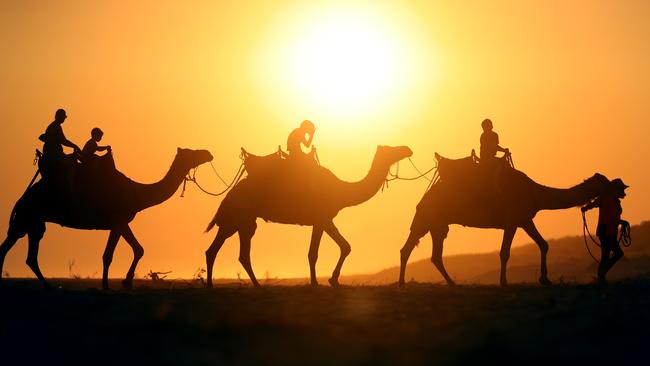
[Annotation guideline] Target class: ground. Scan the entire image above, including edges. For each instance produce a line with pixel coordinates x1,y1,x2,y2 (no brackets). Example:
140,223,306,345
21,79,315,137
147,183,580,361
1,279,649,365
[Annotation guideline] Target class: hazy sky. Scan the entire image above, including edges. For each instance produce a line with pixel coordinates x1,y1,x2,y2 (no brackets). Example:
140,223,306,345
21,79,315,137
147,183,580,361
1,1,649,279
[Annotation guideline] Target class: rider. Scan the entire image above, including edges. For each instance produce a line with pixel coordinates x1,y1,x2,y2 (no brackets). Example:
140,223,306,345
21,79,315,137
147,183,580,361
39,108,81,187
479,118,509,163
80,127,112,165
286,120,317,163
581,178,630,283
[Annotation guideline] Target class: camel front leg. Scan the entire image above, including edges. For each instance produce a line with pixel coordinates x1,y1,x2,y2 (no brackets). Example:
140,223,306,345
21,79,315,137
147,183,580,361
499,226,517,287
120,224,145,290
323,221,351,287
102,229,121,290
399,230,424,286
308,226,324,287
522,221,551,286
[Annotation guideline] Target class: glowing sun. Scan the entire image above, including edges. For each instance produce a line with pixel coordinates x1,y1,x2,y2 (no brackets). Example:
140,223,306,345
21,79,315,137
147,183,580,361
285,11,407,115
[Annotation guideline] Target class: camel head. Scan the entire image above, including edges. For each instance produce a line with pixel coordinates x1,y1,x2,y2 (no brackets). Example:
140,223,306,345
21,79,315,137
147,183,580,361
175,147,214,170
376,145,413,166
584,172,612,196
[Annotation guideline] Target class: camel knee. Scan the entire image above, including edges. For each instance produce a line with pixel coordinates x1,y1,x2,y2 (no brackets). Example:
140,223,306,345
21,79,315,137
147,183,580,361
340,242,351,257
133,246,144,260
308,252,318,265
238,254,250,266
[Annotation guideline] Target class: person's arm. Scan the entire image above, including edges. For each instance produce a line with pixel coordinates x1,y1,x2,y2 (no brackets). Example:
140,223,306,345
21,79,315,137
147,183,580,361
303,132,313,148
96,145,111,152
61,136,80,152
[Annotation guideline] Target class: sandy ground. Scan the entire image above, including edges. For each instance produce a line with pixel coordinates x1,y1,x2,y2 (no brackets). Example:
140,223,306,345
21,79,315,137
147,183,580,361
1,278,648,365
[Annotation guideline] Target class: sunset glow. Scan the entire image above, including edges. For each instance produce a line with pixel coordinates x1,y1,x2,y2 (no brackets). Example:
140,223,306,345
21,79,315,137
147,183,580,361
0,1,648,281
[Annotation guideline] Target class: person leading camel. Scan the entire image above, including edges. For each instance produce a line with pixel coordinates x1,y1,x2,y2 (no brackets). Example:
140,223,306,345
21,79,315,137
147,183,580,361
479,118,509,162
581,178,630,283
287,119,317,163
39,108,81,188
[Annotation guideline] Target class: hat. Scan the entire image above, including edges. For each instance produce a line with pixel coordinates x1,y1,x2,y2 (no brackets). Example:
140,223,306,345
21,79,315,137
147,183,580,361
611,178,629,191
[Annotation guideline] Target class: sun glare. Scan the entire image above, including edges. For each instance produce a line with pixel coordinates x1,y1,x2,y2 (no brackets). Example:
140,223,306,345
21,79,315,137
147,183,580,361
286,13,405,114
274,13,410,118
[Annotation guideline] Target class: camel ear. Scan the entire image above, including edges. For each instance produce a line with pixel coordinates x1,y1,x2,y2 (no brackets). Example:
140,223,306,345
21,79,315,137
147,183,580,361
177,147,181,153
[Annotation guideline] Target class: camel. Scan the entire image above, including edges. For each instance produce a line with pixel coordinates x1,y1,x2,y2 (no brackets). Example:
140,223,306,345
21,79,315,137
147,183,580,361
0,148,213,289
204,145,413,288
399,154,612,286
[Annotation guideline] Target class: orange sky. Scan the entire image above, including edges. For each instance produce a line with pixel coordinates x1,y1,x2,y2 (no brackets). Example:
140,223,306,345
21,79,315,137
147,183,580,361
1,1,649,280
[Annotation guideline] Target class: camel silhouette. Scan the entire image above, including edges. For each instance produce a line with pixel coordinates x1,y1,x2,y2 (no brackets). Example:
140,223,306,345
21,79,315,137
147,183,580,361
205,145,413,288
399,153,612,286
0,148,213,289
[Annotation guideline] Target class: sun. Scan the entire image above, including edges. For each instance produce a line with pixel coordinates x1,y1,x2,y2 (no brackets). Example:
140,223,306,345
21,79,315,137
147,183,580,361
285,12,405,115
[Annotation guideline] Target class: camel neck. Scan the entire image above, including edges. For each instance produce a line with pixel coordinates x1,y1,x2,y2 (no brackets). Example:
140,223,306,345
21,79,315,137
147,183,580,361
338,156,390,208
533,181,600,210
135,158,187,211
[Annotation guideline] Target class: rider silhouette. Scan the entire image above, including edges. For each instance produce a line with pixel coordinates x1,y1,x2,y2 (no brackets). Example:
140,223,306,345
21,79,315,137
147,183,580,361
80,127,111,164
581,178,630,283
287,120,316,163
479,118,509,162
39,108,81,187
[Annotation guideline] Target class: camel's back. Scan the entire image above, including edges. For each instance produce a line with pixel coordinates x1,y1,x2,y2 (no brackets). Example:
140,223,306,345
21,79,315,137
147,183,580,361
213,159,343,226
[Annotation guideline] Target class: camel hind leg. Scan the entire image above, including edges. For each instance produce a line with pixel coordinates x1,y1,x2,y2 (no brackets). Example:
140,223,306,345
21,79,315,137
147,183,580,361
499,226,517,287
238,220,260,287
26,222,49,289
0,233,23,284
102,229,121,290
205,225,237,288
399,229,427,286
308,226,324,287
430,226,454,286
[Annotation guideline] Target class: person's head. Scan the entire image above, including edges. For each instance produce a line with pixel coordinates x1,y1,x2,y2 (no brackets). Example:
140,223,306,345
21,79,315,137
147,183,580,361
481,118,493,132
610,178,629,199
91,127,103,142
54,108,67,123
300,119,315,134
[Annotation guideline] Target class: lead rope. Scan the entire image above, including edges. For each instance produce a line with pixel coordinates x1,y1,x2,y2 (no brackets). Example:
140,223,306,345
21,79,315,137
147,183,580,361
582,210,633,264
582,211,601,264
181,162,245,197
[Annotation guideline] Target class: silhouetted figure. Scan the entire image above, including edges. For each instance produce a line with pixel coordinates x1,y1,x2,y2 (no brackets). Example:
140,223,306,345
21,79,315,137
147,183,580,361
38,108,81,188
80,127,112,164
287,120,317,163
581,178,630,283
0,148,213,290
399,152,613,287
479,118,509,162
204,145,413,288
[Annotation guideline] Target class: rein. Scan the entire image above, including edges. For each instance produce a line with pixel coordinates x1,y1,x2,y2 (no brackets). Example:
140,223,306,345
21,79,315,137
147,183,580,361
384,157,438,191
581,210,632,264
182,161,245,198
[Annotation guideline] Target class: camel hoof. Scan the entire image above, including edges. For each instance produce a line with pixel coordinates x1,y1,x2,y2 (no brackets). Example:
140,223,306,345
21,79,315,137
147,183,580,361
328,278,340,287
310,280,319,287
539,277,552,286
447,281,457,287
121,279,133,290
205,282,213,289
